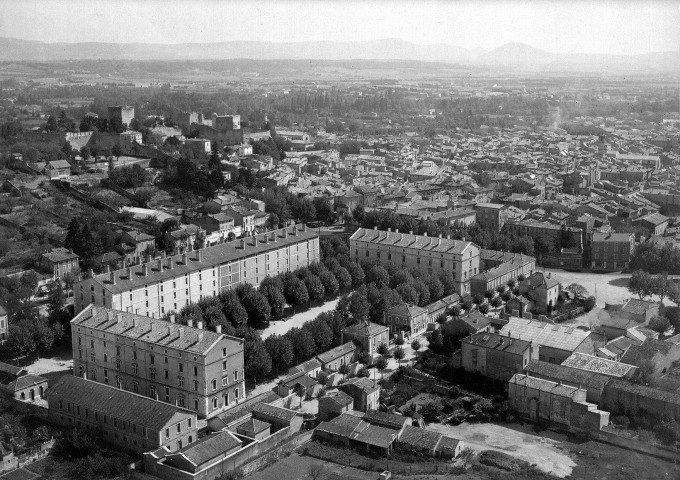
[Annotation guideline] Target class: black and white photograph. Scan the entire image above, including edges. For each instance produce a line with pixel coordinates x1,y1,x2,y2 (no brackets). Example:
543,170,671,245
0,1,679,479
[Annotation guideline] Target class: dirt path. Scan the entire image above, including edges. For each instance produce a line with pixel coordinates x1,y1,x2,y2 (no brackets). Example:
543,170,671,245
426,422,576,478
259,298,340,340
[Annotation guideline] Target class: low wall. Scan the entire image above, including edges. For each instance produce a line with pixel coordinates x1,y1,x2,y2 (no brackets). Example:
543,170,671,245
589,429,680,462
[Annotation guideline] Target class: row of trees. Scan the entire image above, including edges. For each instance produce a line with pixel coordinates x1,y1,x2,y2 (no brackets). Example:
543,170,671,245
631,242,680,275
628,270,680,305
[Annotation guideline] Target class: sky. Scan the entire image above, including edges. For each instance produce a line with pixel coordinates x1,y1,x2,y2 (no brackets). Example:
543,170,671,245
0,0,678,55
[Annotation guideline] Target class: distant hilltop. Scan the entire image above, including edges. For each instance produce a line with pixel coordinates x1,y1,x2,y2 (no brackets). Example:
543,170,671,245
0,37,678,73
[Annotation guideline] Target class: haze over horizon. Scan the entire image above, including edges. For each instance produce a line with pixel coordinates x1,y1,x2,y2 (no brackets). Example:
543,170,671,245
0,0,678,56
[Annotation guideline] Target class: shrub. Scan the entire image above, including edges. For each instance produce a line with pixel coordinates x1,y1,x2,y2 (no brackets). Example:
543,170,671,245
420,400,443,422
394,336,405,346
653,421,678,444
584,296,596,312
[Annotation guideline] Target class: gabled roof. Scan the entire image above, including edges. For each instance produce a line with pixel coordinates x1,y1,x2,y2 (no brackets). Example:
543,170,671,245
252,402,299,423
166,431,242,467
47,160,71,169
350,227,477,255
71,305,237,356
500,317,591,352
316,342,356,364
386,303,428,318
343,321,388,338
320,390,353,408
510,373,585,399
48,375,193,431
524,360,609,391
463,331,531,355
561,352,636,377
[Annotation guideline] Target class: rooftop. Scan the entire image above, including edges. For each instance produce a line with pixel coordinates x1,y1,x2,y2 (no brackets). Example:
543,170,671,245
343,321,389,338
252,402,299,423
351,227,476,255
510,373,585,398
500,317,591,352
561,352,636,377
166,430,242,468
463,331,531,355
316,342,356,364
88,224,316,294
71,305,240,356
48,375,194,431
42,247,78,263
386,303,428,318
524,360,609,391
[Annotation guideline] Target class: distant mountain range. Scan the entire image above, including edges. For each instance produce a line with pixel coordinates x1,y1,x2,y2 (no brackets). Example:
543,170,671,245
0,37,678,72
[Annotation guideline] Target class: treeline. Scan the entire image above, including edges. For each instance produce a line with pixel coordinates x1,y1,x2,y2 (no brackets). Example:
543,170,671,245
630,242,680,275
360,210,536,256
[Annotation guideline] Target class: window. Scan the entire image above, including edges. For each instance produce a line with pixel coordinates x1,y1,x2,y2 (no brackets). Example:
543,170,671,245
177,423,181,433
90,352,95,362
179,363,184,373
116,359,121,370
165,370,169,379
212,398,218,409
194,380,199,391
132,381,139,393
234,388,239,399
104,370,108,383
104,354,108,363
222,347,227,357
222,377,228,386
212,379,217,390
78,336,81,346
133,364,138,375
193,398,199,410
133,351,137,360
194,366,198,376
150,385,157,399
177,394,185,407
149,368,156,380
90,340,94,348
116,346,121,356
165,428,170,438
222,361,227,370
164,356,168,364
178,376,185,388
165,387,170,402
79,349,83,359
149,354,155,365
233,370,239,381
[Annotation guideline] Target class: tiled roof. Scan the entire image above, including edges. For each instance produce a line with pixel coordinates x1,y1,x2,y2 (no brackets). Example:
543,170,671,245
7,374,47,392
386,303,428,318
280,370,318,389
463,331,531,355
343,377,379,395
42,247,78,263
88,224,316,294
321,391,354,408
561,353,636,377
0,361,24,376
510,373,584,399
343,321,388,338
362,409,408,429
48,375,193,431
72,305,237,355
350,227,476,255
252,402,299,423
398,425,442,451
47,160,71,169
606,379,680,405
167,431,242,467
524,360,609,391
472,256,534,282
235,418,271,435
501,318,590,352
316,342,356,364
621,298,657,315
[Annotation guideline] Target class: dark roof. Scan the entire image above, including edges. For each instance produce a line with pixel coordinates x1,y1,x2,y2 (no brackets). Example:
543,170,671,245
211,391,279,427
399,425,442,451
0,361,24,376
235,418,271,435
524,360,609,391
167,431,242,467
72,305,238,355
280,370,318,389
6,374,47,392
463,331,531,355
42,247,78,263
342,321,388,338
252,402,298,423
320,391,353,408
316,342,356,364
350,227,477,255
606,379,680,405
621,298,657,315
48,375,194,431
362,409,408,429
342,377,379,395
88,225,316,294
386,303,428,318
620,339,675,367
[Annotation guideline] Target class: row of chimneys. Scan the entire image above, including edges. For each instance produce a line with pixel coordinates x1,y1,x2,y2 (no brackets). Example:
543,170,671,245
110,251,204,283
102,309,218,338
380,226,458,241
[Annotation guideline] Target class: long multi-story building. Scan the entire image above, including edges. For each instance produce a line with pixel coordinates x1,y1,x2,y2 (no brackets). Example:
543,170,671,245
74,224,319,318
590,232,634,271
470,253,535,296
350,227,480,295
48,374,197,453
71,305,245,419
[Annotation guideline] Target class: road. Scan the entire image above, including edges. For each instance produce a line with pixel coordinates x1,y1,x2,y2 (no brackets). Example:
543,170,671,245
259,298,340,340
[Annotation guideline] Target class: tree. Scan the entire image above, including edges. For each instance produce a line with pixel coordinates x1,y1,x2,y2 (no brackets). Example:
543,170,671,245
241,291,271,326
411,339,421,353
629,270,654,299
303,274,325,302
260,284,286,318
565,283,588,299
111,144,123,159
649,315,671,335
652,273,670,304
332,267,352,290
394,335,404,346
287,328,316,361
490,296,503,309
668,282,680,306
306,464,327,480
220,291,248,326
264,335,294,373
376,342,389,356
393,346,405,365
284,278,309,311
375,356,388,380
366,265,389,288
335,363,349,381
347,263,365,287
306,320,333,352
318,270,339,297
46,280,65,315
428,329,443,353
245,342,272,386
352,204,365,223
420,399,443,422
479,303,490,314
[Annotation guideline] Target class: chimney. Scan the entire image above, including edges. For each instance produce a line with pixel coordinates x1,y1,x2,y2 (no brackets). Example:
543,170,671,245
142,264,148,277
197,321,204,330
167,325,172,336
133,318,137,328
283,229,288,238
187,319,194,328
241,239,246,249
182,253,188,264
107,311,114,321
547,272,551,279
395,229,399,234
116,313,123,323
88,268,94,278
82,371,88,380
273,232,277,243
196,250,201,262
127,267,132,279
303,223,307,232
169,314,176,323
409,230,413,235
439,234,442,238
373,226,377,230
168,257,174,270
158,259,163,271
447,235,451,239
198,331,204,341
188,243,193,252
110,272,116,285
424,232,428,237
216,325,222,334
106,265,111,273
178,327,184,338
253,237,258,247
